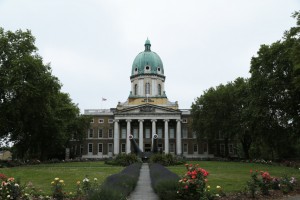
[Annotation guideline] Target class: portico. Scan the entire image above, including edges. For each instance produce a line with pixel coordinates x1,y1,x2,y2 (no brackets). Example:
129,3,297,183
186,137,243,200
113,104,182,155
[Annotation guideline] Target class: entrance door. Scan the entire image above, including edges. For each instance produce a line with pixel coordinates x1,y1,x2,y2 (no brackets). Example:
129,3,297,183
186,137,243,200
144,143,151,152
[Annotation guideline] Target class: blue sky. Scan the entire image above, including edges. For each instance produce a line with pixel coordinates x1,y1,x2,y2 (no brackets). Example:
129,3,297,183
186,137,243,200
0,0,298,112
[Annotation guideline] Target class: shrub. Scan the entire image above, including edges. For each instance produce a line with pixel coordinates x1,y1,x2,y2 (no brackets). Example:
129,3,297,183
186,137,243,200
150,153,185,166
246,170,297,197
177,163,213,200
105,153,141,166
88,163,142,200
0,176,22,200
149,163,180,200
51,177,65,200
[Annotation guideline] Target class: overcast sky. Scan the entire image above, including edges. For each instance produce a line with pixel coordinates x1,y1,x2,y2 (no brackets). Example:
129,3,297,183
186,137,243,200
0,0,298,112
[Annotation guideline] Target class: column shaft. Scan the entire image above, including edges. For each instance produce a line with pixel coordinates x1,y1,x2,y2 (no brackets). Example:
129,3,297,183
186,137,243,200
139,120,144,151
126,120,131,154
164,120,169,153
176,119,182,155
113,120,119,155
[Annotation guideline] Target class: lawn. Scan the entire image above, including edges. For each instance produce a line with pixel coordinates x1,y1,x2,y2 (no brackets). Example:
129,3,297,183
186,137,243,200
1,161,299,196
168,161,300,193
0,161,123,195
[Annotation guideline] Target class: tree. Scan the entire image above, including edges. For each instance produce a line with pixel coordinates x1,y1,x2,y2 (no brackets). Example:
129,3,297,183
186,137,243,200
0,28,89,160
248,11,300,159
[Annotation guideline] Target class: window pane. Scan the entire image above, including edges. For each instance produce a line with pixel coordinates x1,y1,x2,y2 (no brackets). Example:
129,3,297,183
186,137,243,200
157,128,162,138
98,144,103,152
183,144,188,153
88,144,93,153
182,128,187,138
193,144,198,153
121,128,126,139
108,129,113,138
169,128,175,139
108,144,113,153
133,128,138,139
145,128,150,138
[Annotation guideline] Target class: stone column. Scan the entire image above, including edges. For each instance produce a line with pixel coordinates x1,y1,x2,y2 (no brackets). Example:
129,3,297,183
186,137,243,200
164,119,169,153
126,120,131,154
138,119,144,151
113,120,119,155
176,119,182,155
151,119,157,137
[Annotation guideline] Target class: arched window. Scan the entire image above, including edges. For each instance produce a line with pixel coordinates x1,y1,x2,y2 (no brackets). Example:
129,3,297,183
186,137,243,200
145,83,150,95
158,84,161,95
134,84,138,95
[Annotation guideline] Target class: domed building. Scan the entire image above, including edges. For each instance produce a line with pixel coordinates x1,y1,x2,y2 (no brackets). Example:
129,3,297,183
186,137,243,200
72,39,234,159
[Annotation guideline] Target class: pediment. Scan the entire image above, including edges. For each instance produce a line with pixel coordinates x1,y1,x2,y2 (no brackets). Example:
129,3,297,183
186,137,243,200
115,104,180,115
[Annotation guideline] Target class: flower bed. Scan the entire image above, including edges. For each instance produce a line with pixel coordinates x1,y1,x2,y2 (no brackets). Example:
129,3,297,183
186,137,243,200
88,162,142,200
149,163,180,200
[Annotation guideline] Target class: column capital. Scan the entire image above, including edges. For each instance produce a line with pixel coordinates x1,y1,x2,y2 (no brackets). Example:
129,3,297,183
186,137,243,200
113,119,119,123
126,119,132,123
151,119,157,122
138,119,144,122
176,119,182,122
164,119,169,122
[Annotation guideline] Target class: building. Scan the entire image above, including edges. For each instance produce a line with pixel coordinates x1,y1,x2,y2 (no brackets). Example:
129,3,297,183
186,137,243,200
77,39,219,159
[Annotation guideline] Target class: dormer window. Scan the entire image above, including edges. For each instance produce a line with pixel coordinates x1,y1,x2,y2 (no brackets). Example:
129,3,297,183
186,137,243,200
134,67,138,75
157,67,161,72
145,65,151,72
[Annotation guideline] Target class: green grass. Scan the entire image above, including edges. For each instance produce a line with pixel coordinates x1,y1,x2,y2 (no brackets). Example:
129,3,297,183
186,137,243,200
168,161,300,193
2,161,299,196
0,161,123,194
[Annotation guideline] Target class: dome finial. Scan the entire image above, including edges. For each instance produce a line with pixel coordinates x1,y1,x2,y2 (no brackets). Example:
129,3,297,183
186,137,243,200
145,38,151,51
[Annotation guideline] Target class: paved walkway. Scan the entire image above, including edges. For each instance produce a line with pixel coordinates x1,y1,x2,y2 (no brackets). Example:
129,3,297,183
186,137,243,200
129,163,159,200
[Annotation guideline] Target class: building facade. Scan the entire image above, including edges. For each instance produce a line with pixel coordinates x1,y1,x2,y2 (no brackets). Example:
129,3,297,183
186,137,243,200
77,39,234,159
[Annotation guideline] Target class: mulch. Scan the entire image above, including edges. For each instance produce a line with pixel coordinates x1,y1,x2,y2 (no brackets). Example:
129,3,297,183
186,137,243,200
219,188,300,200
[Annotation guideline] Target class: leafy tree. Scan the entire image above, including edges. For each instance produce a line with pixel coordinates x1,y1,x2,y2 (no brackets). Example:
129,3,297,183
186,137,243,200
248,11,300,159
0,28,89,160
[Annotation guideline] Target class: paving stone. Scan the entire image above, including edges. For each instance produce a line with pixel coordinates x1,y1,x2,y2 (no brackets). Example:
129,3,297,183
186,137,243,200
129,163,159,200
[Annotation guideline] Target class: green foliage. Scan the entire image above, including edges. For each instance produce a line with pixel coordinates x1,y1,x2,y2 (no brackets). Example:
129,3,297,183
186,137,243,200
0,28,90,160
192,11,300,160
88,163,141,200
149,163,180,200
150,153,185,166
105,153,141,166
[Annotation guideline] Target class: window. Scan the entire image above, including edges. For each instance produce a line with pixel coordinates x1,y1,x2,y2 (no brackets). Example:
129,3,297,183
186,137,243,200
88,143,93,153
108,119,114,124
229,144,233,154
220,144,225,155
134,84,138,95
157,128,162,138
98,143,103,153
98,129,103,138
80,145,83,155
169,128,175,139
169,143,175,153
158,84,161,95
88,129,94,138
145,83,150,95
183,144,188,153
145,128,150,138
182,118,188,123
193,144,198,153
121,143,126,153
203,143,208,153
108,143,113,153
108,129,113,138
133,128,138,139
98,119,104,123
90,118,94,123
121,128,126,139
192,132,197,139
182,128,187,138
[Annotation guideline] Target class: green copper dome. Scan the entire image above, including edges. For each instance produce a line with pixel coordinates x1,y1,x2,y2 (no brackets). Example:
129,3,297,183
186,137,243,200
131,39,164,78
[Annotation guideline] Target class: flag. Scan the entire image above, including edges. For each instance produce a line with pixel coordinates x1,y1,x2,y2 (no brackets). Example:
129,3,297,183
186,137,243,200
102,98,107,101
